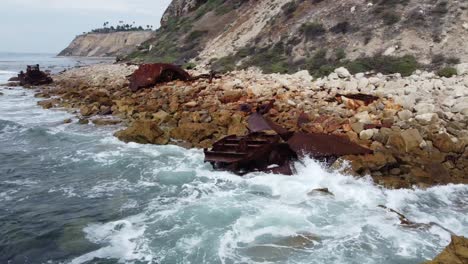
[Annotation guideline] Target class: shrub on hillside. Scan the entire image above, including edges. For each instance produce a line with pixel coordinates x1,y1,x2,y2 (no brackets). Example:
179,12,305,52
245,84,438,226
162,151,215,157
282,1,299,17
437,67,457,78
186,30,208,42
300,22,326,39
345,55,419,76
382,11,401,25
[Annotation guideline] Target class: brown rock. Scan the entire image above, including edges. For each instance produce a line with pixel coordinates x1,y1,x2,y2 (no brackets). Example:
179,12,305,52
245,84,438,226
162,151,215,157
152,110,170,124
114,120,169,145
63,118,72,124
347,152,397,172
78,118,89,125
228,123,248,136
185,101,198,108
387,129,423,153
425,235,468,264
307,188,334,196
432,133,460,153
37,99,57,109
220,90,244,103
92,119,122,126
80,105,95,117
170,122,218,146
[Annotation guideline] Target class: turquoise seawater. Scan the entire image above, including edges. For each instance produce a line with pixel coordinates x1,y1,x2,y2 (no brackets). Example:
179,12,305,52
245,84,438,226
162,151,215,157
0,54,467,264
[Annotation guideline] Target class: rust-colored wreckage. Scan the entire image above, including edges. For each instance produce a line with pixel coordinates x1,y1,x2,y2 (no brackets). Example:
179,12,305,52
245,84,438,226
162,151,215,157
128,63,220,92
15,65,53,86
204,102,373,176
129,63,191,92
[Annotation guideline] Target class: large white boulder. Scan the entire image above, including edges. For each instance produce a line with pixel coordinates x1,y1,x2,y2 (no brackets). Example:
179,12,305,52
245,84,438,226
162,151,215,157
334,67,351,78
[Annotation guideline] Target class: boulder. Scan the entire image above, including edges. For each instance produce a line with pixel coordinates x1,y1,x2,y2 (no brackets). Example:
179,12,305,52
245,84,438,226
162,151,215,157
152,110,170,124
360,129,374,140
414,103,436,114
397,110,413,121
432,133,460,153
220,90,244,103
37,99,57,109
387,129,424,152
92,119,122,126
455,63,468,75
355,111,372,123
415,113,439,125
114,120,169,145
80,105,95,117
351,122,365,133
424,235,468,264
335,67,351,78
170,122,218,146
78,118,89,125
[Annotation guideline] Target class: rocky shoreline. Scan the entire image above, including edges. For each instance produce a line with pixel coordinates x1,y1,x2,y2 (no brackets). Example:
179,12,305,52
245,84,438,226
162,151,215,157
3,62,468,263
25,63,468,189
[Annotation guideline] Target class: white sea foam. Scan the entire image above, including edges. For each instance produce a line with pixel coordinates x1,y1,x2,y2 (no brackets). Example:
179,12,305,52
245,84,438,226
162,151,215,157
1,84,465,263
70,216,154,264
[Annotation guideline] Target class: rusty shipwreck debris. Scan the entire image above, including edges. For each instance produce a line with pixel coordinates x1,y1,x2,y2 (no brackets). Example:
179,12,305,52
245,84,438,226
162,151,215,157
204,133,297,175
204,103,373,176
17,64,53,86
129,63,191,92
336,93,379,105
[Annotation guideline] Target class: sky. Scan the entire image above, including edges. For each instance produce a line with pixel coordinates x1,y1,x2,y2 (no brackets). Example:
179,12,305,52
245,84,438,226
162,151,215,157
0,0,172,53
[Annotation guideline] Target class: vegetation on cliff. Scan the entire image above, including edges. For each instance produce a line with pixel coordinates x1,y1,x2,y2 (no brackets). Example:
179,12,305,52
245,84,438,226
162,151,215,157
126,0,467,78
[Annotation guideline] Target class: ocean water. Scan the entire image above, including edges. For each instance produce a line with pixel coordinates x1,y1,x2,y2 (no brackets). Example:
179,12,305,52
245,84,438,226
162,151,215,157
0,54,467,264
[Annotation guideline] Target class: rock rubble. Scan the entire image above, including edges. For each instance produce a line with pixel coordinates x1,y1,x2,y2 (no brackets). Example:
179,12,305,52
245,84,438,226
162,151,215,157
33,63,468,188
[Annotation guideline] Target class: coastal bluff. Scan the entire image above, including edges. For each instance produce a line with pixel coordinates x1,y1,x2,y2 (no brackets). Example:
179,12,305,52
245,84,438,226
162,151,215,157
58,31,153,57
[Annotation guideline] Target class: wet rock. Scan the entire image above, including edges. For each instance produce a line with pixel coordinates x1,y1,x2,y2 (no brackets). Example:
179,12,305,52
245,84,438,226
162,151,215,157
170,122,218,147
78,118,89,125
80,105,95,117
92,119,122,126
307,188,334,196
348,152,397,172
63,118,72,124
0,92,3,96
424,235,468,264
152,110,170,124
37,99,57,109
115,120,169,145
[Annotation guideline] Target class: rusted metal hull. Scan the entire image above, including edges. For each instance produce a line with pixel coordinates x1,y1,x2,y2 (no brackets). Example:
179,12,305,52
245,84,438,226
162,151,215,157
18,65,53,86
204,133,297,175
204,103,373,176
129,63,191,92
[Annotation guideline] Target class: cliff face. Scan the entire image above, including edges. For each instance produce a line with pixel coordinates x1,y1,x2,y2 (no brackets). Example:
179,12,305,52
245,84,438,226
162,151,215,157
128,0,468,75
58,31,154,57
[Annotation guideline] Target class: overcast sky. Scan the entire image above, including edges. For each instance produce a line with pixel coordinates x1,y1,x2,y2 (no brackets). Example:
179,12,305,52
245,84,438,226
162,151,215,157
0,0,172,54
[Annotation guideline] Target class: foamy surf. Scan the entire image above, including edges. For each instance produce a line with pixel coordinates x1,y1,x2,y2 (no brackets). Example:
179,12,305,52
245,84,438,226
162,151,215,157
1,54,467,264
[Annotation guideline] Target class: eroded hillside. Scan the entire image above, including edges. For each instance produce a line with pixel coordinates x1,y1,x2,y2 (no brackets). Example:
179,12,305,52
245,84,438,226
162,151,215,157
127,0,468,76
